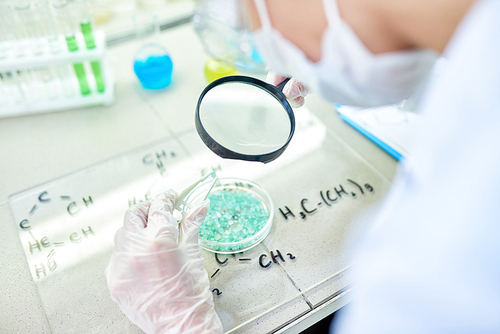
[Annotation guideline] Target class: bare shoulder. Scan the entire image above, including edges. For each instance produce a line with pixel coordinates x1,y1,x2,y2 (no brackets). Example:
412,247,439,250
374,0,476,52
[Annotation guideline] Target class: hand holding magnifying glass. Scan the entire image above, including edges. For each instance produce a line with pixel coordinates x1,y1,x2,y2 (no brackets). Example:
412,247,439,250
266,73,309,108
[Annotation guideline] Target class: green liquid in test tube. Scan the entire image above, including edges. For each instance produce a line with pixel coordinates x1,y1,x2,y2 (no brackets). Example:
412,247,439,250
80,21,105,93
66,35,91,95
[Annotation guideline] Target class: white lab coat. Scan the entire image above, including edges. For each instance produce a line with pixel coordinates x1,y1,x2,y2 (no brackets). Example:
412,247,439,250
334,0,500,332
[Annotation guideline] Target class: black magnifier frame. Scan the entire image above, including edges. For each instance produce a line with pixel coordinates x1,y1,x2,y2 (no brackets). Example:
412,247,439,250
195,75,295,164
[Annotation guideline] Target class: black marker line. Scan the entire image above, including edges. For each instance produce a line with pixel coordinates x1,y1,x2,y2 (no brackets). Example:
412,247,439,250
215,253,228,265
210,268,220,279
47,249,55,259
38,191,50,202
239,258,252,262
259,254,272,268
301,198,317,214
320,191,332,206
326,190,337,202
347,179,364,194
29,205,37,215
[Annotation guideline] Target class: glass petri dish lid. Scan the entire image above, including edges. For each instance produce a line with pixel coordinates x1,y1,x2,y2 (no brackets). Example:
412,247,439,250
185,177,274,254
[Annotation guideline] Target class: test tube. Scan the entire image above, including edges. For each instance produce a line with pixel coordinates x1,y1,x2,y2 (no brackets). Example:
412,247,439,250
77,0,105,93
17,69,43,102
1,72,23,105
8,71,25,104
0,73,8,105
37,0,63,54
0,2,11,58
38,67,59,100
4,1,29,57
56,64,77,97
14,0,45,55
51,0,90,95
0,29,9,59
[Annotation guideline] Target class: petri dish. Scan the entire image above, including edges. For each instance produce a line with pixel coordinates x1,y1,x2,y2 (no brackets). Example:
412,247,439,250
185,177,274,254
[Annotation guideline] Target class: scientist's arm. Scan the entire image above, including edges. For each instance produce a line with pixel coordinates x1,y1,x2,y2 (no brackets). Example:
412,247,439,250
105,190,223,334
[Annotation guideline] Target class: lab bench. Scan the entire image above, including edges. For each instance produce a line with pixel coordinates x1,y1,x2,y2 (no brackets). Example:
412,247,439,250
0,20,398,334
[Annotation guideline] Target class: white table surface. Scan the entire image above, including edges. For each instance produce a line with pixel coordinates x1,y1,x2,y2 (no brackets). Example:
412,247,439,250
0,21,398,334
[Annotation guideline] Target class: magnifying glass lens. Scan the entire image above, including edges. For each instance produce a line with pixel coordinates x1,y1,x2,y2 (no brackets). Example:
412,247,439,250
199,82,291,155
196,76,295,163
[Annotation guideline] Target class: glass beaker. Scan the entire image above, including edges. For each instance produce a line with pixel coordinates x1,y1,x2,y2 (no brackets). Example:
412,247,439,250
133,14,173,90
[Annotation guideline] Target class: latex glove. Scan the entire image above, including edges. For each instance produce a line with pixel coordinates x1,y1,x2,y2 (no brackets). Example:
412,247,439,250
105,190,223,334
267,72,309,108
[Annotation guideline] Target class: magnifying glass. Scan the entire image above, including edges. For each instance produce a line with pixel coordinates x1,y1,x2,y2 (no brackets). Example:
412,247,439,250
195,75,294,163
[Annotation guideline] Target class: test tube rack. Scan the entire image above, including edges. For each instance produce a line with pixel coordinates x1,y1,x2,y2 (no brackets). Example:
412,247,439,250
0,30,114,118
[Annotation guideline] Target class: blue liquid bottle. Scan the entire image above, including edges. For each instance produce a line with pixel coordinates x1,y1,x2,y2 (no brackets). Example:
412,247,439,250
134,44,173,89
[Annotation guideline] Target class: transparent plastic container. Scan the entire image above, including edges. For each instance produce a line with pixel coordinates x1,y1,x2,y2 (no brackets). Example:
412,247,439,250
185,177,274,254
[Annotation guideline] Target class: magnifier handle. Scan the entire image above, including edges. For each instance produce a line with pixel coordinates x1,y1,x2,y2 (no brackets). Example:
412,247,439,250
276,77,291,92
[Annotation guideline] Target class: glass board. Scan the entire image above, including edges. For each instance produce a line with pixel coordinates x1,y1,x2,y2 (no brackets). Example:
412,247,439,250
9,107,390,333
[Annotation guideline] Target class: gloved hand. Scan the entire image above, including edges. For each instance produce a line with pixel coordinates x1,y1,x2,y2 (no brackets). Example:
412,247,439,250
267,72,309,108
105,190,223,334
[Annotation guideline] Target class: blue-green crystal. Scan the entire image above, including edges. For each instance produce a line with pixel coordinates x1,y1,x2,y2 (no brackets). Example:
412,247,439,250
200,189,269,251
